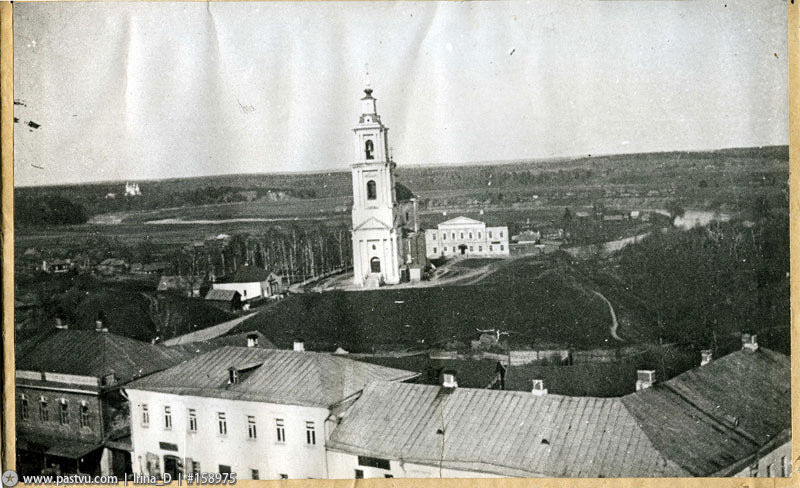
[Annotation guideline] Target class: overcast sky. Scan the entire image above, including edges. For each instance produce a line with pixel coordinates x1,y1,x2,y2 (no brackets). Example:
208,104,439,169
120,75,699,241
14,1,788,187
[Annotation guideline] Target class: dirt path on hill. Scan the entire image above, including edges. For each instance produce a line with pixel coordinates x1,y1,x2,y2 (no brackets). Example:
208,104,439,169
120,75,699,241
591,290,624,342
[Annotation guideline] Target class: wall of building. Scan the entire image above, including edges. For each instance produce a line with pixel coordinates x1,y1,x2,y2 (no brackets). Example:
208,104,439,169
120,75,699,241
326,450,502,479
733,439,792,478
126,389,329,480
212,282,264,301
425,224,509,258
16,385,104,444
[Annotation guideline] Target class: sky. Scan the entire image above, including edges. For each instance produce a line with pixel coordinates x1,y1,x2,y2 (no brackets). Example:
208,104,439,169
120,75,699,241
13,1,789,187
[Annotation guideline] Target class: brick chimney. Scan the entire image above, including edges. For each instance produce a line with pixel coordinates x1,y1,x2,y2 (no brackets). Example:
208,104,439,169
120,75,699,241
441,369,458,389
531,379,548,396
700,349,713,366
635,370,656,391
293,339,305,352
742,333,758,352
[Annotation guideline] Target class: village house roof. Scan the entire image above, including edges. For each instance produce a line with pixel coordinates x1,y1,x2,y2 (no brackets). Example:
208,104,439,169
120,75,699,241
327,348,789,478
15,329,189,386
204,289,241,302
158,275,204,291
216,266,271,284
126,346,420,408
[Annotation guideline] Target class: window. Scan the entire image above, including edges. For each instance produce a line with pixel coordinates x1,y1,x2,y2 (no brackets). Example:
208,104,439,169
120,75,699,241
478,232,482,239
370,257,381,273
385,475,394,478
188,409,197,432
782,457,791,477
468,232,472,239
489,245,493,251
59,400,69,425
451,233,455,240
478,246,483,252
500,231,504,237
442,233,446,240
432,233,436,240
444,246,448,252
766,463,773,477
39,398,49,422
489,231,493,238
469,246,473,252
275,419,285,443
250,469,259,480
80,403,90,428
366,180,377,200
218,465,231,474
780,457,787,477
279,474,288,480
164,406,172,430
432,247,437,254
358,456,390,470
365,140,374,160
191,461,201,475
354,470,364,479
218,412,227,435
500,245,505,251
460,232,464,239
305,421,316,445
20,395,29,420
141,404,149,426
248,416,257,439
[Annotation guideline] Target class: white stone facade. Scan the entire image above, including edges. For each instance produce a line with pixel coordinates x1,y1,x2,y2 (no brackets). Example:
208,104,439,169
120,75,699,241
425,216,509,258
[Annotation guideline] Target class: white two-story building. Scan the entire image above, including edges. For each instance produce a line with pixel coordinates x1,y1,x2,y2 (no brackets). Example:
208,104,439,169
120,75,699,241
125,345,417,480
425,216,509,259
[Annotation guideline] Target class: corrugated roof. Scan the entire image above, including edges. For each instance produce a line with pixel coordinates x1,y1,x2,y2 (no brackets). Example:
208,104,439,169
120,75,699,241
127,346,419,408
621,348,790,476
15,330,190,385
205,289,240,301
327,382,686,478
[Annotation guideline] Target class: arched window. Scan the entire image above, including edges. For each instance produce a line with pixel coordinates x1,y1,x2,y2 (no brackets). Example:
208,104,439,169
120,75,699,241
365,140,375,160
366,180,377,200
370,257,381,273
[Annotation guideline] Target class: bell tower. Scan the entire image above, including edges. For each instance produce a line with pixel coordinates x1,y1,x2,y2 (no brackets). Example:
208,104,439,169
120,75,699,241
351,69,401,287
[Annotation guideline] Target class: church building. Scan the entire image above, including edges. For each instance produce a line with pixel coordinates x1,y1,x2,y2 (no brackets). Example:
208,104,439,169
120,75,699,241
350,74,422,287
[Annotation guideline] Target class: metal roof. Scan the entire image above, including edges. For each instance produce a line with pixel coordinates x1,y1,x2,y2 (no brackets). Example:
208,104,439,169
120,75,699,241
204,289,240,301
621,347,791,476
216,266,270,284
328,348,790,478
15,329,189,386
126,346,419,408
327,382,686,478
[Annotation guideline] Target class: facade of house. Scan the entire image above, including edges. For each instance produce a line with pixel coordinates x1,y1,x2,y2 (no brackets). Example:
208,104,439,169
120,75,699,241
326,343,790,478
15,329,189,476
125,346,418,480
425,217,509,259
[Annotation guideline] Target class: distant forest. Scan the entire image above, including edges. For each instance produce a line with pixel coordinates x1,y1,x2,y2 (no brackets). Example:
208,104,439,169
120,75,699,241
14,145,789,226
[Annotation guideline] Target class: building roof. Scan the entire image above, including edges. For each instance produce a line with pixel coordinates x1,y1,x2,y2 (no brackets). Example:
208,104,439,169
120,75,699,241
158,275,204,291
437,216,486,228
205,289,240,301
167,331,276,355
327,382,685,478
216,266,270,284
15,329,189,386
126,346,420,408
620,347,790,476
328,348,790,478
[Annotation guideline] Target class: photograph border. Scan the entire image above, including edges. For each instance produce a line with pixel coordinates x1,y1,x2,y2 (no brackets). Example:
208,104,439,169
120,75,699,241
0,2,798,487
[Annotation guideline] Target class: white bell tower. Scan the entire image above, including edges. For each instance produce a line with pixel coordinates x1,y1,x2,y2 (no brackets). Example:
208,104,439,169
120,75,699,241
351,69,401,287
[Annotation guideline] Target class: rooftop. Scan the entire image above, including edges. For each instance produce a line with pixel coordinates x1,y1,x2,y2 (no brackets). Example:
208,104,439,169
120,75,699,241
205,289,240,301
127,346,419,408
216,266,270,284
15,329,190,386
328,348,789,477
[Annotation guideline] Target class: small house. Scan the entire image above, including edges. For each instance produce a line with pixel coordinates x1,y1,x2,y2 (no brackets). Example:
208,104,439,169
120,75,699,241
204,289,242,312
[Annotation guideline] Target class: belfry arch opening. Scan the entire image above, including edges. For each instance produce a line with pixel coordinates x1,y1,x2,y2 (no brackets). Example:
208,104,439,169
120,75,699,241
365,139,374,160
366,180,377,200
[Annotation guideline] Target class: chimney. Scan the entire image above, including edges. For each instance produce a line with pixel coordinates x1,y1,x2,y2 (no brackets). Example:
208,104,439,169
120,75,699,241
441,369,458,389
247,334,258,348
293,339,305,352
635,370,656,391
54,317,68,330
95,320,108,332
411,198,419,233
531,379,548,396
700,349,713,366
742,333,758,352
228,367,238,384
